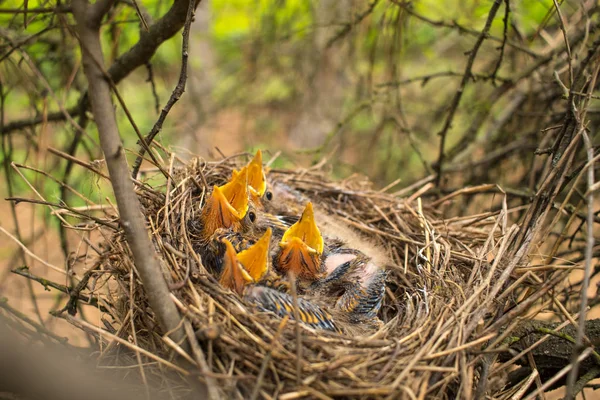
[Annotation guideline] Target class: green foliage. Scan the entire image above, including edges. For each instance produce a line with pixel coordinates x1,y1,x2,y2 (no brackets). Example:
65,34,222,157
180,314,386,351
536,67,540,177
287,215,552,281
0,0,577,218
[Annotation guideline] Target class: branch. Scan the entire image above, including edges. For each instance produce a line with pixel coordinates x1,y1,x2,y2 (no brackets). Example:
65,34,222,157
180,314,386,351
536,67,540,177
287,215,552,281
432,0,503,187
11,266,109,313
131,0,197,179
393,0,540,58
499,319,600,396
1,0,195,136
106,0,193,84
72,0,187,351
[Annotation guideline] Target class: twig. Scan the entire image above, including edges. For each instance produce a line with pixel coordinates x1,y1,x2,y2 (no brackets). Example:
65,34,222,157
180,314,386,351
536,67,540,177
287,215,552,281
490,0,510,83
552,0,573,87
146,62,160,115
392,0,540,58
433,0,503,186
326,0,379,48
1,0,196,136
565,129,596,400
11,266,109,313
5,197,118,230
131,0,197,179
376,71,511,88
0,6,71,13
0,227,63,274
0,298,69,344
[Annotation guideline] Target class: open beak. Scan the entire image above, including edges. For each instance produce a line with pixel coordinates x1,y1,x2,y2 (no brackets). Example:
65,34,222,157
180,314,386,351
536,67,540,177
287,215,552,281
247,150,267,197
219,239,253,296
200,168,249,237
278,202,324,280
233,150,267,204
236,228,271,282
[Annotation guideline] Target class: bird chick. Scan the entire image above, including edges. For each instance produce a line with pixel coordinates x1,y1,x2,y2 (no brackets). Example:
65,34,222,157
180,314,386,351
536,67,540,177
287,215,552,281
231,150,269,207
274,202,387,325
218,228,340,332
219,228,271,296
199,167,250,240
274,202,325,282
196,168,262,274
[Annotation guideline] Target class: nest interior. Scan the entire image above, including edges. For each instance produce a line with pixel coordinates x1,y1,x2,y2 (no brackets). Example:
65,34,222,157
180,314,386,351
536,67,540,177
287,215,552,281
76,153,545,399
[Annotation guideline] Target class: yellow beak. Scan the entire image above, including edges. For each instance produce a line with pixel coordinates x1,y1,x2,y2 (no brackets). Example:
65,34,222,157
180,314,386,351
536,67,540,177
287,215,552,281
278,202,324,280
281,202,323,253
220,239,253,296
236,228,271,282
247,150,267,197
232,150,267,204
220,167,249,217
200,168,249,237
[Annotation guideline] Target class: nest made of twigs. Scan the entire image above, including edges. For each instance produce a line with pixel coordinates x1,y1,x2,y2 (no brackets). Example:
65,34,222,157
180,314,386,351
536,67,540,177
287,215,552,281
68,151,546,400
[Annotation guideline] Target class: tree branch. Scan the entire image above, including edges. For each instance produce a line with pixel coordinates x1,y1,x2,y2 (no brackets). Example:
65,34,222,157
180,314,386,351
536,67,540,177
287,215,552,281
499,319,600,396
433,0,503,187
72,0,187,350
131,0,197,179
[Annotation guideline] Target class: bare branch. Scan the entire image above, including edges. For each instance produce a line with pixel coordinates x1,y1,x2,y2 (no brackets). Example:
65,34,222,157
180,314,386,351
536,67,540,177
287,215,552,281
131,0,197,179
72,0,187,351
433,0,504,186
1,0,195,137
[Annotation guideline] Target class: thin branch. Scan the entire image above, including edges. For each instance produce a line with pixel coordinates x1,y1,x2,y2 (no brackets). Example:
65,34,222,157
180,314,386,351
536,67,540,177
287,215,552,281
326,0,379,48
131,0,197,179
565,129,596,399
1,0,195,136
433,0,504,186
5,197,118,230
0,6,71,13
490,0,510,83
394,0,540,58
10,267,108,313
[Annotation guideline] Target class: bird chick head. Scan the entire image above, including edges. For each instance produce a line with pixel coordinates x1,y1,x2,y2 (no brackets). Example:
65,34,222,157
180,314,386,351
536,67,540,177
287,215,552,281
232,150,267,205
277,202,325,281
200,167,249,238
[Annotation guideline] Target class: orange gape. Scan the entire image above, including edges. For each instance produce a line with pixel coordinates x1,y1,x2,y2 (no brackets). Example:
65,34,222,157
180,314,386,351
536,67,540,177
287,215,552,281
219,239,253,296
275,202,325,282
231,150,266,206
277,237,322,281
218,229,272,296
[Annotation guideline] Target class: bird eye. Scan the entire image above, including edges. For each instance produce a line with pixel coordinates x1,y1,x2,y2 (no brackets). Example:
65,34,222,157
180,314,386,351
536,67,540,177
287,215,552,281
248,211,257,223
265,191,273,201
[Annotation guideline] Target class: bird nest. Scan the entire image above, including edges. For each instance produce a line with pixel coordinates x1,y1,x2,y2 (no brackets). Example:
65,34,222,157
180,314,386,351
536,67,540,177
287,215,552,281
11,151,579,399
47,151,543,400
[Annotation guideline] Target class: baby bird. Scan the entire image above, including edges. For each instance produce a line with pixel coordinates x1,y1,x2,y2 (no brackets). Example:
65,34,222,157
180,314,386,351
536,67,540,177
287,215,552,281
244,285,341,332
218,228,340,332
196,168,259,275
231,151,296,236
274,202,387,326
274,202,325,283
